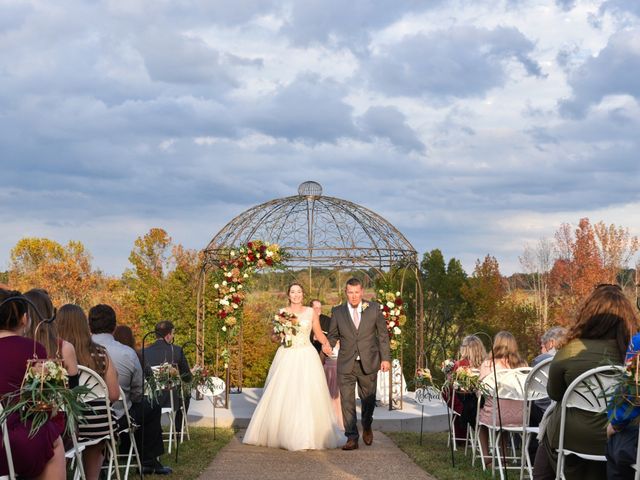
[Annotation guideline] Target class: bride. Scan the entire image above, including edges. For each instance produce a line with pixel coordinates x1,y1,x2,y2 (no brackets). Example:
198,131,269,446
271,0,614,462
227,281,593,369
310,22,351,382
242,283,342,450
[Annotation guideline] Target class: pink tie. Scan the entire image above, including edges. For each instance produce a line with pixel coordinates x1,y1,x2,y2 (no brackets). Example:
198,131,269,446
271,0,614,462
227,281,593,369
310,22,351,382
352,307,360,329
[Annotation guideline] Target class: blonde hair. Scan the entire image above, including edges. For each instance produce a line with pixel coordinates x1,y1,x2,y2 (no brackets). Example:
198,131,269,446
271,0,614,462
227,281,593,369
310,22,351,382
489,331,526,368
458,335,486,369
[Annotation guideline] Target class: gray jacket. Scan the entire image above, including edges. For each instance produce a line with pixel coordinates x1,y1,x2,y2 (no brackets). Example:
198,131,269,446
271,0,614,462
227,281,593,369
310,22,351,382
328,301,391,375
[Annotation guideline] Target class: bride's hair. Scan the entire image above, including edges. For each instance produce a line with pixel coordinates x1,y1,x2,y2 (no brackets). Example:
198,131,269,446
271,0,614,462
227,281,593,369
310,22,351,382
286,282,305,305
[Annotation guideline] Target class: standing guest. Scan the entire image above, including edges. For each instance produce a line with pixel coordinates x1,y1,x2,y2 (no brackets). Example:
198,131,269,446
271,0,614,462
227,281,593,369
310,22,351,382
24,288,79,387
0,288,66,479
56,304,120,480
478,331,528,466
310,299,332,362
533,285,638,480
143,320,192,433
89,304,172,475
443,335,486,442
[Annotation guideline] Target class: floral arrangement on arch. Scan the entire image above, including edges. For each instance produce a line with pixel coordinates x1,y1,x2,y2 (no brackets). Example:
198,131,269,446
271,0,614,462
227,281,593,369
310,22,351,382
0,359,89,437
211,240,285,365
376,289,406,353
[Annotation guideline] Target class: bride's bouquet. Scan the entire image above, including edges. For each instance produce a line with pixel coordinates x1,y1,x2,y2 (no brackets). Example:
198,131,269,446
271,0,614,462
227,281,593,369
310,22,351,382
273,309,300,348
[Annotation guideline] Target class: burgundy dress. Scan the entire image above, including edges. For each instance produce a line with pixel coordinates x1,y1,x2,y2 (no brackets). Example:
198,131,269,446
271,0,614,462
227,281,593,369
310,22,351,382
0,335,61,478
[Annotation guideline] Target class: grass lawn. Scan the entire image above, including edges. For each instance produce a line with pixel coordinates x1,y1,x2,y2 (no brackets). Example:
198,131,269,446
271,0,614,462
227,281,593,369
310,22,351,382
387,431,494,480
145,427,234,479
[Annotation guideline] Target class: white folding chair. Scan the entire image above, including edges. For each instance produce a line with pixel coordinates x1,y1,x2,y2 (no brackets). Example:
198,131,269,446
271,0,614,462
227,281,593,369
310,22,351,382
179,387,190,443
634,424,640,480
0,402,16,480
115,387,143,480
445,383,476,455
555,365,624,480
476,367,531,480
520,357,553,479
64,421,88,480
77,365,121,480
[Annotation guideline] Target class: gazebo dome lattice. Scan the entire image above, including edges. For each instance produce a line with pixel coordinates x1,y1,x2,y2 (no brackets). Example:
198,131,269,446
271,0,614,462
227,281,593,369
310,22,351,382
196,181,425,387
202,181,417,270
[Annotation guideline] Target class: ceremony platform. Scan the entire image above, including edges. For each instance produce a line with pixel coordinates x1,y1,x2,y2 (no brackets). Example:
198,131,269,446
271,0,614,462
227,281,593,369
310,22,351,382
186,388,449,433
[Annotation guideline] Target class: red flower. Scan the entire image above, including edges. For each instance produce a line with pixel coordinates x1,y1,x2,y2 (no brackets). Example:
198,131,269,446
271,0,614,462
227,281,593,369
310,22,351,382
260,245,267,253
383,305,390,313
265,257,273,266
247,241,253,249
247,254,256,262
219,310,227,319
395,298,403,306
236,260,244,268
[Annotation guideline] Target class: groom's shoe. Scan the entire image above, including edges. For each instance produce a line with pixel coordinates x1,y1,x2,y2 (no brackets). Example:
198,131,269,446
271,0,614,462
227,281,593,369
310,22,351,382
342,438,359,450
363,428,373,446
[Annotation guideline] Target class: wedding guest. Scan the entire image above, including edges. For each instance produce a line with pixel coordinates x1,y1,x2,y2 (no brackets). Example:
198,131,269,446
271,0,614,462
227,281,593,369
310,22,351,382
310,299,332,362
24,288,79,387
143,320,192,434
527,326,567,462
57,304,120,480
533,285,637,480
443,335,486,442
89,304,171,475
0,288,66,479
478,331,528,467
606,332,640,479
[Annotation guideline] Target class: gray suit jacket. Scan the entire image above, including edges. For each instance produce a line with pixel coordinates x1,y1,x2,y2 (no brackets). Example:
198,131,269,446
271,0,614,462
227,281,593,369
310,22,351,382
328,301,391,375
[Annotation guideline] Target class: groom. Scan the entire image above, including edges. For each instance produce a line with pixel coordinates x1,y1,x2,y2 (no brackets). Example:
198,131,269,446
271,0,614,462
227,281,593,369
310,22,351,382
324,278,391,450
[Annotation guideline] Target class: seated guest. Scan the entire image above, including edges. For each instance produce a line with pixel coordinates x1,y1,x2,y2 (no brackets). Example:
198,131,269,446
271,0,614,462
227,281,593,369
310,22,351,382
89,304,172,475
478,331,528,466
443,334,486,442
606,332,640,479
528,326,567,461
57,304,120,480
533,285,638,480
0,288,66,479
24,288,79,387
142,320,192,433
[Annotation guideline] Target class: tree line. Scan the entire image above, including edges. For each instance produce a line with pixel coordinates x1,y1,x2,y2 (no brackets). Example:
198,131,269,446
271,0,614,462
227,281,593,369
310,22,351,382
2,218,638,386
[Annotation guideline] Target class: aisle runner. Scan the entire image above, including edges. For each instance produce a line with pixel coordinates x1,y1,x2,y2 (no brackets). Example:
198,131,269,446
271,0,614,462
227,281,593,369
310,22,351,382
198,430,436,480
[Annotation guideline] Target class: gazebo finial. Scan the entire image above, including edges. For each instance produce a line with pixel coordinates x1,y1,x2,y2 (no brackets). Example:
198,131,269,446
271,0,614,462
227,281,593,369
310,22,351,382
298,181,322,198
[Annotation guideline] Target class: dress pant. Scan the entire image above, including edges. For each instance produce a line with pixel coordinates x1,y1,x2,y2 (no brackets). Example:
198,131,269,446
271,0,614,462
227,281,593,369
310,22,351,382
339,360,377,440
120,399,164,464
606,425,638,480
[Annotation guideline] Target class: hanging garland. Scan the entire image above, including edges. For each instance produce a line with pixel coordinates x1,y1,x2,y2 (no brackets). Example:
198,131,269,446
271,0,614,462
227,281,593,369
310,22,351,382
376,289,406,354
211,240,285,365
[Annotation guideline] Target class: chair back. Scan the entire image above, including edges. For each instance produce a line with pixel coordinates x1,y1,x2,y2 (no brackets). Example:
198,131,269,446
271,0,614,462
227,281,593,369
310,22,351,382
0,402,16,480
524,358,552,402
561,365,622,413
77,366,118,438
483,367,531,401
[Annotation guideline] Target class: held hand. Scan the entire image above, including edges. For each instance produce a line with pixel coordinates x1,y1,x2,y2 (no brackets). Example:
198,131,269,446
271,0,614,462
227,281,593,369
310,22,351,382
380,361,391,372
270,334,281,344
321,343,333,356
607,424,618,439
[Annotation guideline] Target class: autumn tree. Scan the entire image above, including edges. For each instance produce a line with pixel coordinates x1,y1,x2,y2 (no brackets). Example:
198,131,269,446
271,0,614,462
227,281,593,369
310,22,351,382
8,237,100,307
593,221,639,285
519,237,554,331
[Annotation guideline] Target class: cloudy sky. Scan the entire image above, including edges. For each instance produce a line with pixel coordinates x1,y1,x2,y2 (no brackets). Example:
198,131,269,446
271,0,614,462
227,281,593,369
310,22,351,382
1,0,639,276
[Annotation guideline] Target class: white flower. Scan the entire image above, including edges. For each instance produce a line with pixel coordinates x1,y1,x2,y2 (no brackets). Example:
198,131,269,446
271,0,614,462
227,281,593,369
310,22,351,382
243,273,249,278
221,326,227,332
386,301,395,309
393,327,401,335
232,303,238,309
266,250,273,258
225,271,232,277
229,287,236,292
238,284,243,289
214,283,220,289
389,321,395,328
395,291,401,297
222,280,228,286
230,251,236,257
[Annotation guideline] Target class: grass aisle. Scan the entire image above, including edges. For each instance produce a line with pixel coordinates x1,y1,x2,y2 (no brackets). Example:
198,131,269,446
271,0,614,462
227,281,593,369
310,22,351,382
387,432,493,480
145,427,235,479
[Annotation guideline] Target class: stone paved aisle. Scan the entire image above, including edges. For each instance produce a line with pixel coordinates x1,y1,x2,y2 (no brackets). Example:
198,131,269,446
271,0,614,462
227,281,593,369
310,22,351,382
197,430,436,480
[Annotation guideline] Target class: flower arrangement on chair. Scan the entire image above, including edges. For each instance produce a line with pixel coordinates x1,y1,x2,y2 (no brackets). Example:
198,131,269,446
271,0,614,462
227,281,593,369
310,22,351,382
0,358,88,437
443,366,484,394
414,367,434,389
153,363,181,390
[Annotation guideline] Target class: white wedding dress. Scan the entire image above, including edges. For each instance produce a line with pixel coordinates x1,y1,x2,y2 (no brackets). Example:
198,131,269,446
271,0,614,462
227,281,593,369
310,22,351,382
243,306,342,450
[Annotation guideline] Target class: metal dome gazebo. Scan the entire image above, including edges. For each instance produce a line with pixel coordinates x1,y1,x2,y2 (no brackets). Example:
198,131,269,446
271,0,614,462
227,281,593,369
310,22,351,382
195,181,425,385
